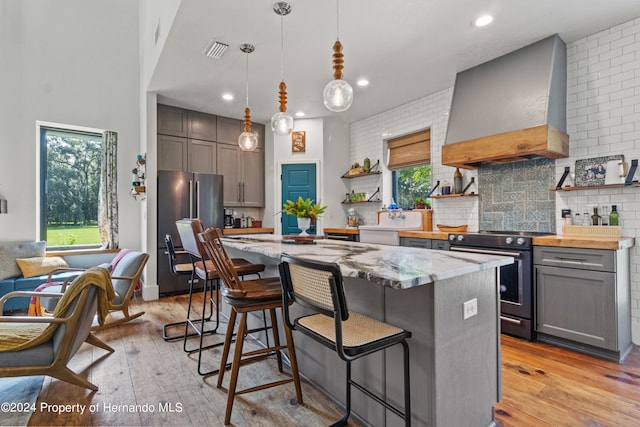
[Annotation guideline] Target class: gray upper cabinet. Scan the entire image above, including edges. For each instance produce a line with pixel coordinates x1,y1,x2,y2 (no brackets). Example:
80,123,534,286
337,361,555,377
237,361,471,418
216,116,244,145
187,110,217,141
217,144,264,207
158,134,188,171
188,140,217,174
217,116,264,149
158,105,188,137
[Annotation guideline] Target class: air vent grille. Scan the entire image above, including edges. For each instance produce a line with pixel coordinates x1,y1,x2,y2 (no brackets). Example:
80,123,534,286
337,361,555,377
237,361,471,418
202,41,229,59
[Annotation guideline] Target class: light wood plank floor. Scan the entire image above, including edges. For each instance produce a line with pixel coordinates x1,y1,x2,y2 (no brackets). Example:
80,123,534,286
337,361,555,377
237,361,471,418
26,292,640,426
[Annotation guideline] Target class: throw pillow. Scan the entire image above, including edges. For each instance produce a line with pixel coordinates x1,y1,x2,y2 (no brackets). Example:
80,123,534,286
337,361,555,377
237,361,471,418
15,257,69,278
0,241,46,281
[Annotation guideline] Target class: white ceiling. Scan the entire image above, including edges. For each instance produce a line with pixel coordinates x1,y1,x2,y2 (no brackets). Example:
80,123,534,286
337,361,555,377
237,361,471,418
149,0,640,125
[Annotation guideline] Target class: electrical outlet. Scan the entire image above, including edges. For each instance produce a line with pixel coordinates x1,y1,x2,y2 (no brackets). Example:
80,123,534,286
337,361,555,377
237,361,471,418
463,298,478,320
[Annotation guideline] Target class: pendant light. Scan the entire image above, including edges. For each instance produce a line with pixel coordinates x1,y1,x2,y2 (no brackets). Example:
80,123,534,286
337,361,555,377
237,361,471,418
323,0,353,112
238,44,258,151
271,2,294,136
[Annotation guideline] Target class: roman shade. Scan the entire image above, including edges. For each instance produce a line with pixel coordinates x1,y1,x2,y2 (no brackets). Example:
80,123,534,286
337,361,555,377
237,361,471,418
387,129,431,170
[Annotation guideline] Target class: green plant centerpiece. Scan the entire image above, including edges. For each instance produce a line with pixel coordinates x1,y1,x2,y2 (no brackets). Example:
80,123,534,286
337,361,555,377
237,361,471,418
281,197,328,237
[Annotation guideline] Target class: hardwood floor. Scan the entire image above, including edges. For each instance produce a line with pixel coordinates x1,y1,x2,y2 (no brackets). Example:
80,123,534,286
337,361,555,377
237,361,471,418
26,292,640,426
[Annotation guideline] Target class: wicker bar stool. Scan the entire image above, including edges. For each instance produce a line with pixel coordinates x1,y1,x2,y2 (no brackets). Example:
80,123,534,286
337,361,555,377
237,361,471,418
175,219,266,376
198,227,303,425
278,255,412,427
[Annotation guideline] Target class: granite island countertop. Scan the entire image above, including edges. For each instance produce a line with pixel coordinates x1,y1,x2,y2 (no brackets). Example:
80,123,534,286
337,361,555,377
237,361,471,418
222,234,513,290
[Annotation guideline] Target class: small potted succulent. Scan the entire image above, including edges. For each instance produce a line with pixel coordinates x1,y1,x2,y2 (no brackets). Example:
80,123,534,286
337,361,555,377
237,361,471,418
281,197,328,236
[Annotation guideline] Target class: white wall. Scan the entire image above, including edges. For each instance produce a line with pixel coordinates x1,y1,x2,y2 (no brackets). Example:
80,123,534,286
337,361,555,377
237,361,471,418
0,0,141,249
556,17,640,343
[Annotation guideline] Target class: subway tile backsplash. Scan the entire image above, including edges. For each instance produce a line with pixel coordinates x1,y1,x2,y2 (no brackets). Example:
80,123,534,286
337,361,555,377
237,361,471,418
479,158,556,233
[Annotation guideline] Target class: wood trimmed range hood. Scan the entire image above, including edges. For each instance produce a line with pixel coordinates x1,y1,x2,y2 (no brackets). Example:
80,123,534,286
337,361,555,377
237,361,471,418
442,35,569,169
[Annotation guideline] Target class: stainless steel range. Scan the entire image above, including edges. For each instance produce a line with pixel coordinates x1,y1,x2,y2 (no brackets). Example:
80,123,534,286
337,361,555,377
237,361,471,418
448,231,550,340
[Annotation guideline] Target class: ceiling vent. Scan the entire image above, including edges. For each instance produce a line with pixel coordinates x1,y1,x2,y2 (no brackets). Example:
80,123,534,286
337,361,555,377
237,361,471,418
202,40,229,59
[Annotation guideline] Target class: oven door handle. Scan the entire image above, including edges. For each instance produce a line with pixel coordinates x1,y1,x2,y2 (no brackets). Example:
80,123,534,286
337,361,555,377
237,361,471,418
450,246,523,258
500,315,522,325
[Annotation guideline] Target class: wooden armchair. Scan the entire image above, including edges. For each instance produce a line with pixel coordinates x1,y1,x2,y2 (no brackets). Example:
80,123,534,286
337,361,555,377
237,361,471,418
0,268,115,390
38,251,149,330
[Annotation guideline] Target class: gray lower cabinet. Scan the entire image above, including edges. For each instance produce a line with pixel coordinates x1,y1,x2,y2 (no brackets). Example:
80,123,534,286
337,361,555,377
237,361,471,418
400,238,450,250
400,237,431,249
217,144,264,207
534,246,632,361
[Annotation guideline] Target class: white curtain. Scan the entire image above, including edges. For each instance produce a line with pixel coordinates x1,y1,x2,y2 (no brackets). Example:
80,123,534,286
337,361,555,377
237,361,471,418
98,131,119,248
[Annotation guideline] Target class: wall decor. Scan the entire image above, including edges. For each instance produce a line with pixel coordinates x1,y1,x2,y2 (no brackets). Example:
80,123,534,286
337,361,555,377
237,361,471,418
574,154,624,187
292,131,306,152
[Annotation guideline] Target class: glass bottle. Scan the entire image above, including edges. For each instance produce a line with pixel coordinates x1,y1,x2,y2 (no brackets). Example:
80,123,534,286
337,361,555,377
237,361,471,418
591,207,601,226
582,210,590,226
453,168,463,194
609,205,619,226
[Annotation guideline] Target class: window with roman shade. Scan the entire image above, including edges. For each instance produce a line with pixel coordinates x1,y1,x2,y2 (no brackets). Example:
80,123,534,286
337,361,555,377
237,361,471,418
387,128,431,170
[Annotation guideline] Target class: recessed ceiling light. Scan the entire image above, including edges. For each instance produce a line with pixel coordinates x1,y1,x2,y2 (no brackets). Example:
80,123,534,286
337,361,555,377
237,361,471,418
222,93,233,101
295,111,305,117
357,78,369,87
474,15,493,27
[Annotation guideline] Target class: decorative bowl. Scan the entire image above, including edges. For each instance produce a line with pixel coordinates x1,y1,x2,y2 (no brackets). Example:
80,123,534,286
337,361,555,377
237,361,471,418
436,224,468,232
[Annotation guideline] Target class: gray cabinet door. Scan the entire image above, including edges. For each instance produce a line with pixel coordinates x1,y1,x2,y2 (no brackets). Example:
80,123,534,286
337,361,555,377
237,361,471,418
158,135,188,171
158,104,188,137
216,116,243,145
400,237,432,249
432,240,450,250
187,111,217,141
188,140,217,174
536,265,617,350
241,148,264,207
217,144,240,206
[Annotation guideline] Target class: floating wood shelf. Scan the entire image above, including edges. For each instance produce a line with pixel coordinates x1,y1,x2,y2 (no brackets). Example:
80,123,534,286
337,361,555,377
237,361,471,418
550,183,640,191
431,193,479,199
341,160,381,178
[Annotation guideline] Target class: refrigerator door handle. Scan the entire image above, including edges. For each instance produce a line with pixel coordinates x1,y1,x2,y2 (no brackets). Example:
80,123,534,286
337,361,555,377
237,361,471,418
188,180,194,218
196,180,201,218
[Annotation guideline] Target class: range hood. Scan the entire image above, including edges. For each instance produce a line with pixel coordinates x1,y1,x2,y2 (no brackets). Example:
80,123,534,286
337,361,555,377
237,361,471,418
442,34,569,169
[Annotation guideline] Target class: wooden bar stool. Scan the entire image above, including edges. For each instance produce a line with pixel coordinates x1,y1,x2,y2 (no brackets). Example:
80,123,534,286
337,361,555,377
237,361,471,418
175,219,266,376
198,227,303,425
278,254,412,427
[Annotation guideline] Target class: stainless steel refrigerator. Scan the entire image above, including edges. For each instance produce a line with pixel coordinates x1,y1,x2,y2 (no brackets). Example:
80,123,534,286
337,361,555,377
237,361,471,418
157,171,224,295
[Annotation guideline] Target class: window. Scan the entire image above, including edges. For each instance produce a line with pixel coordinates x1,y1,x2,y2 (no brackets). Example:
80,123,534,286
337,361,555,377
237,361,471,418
388,129,431,209
39,126,103,247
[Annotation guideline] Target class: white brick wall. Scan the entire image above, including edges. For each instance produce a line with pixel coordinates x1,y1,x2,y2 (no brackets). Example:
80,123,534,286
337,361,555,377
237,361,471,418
349,88,479,228
559,17,640,343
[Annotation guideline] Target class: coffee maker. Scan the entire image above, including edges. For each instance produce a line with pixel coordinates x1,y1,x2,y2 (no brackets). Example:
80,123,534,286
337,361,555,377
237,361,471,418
224,208,234,228
347,208,359,228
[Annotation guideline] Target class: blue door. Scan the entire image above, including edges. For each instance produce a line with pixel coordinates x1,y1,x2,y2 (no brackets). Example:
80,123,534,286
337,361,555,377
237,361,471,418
281,163,317,235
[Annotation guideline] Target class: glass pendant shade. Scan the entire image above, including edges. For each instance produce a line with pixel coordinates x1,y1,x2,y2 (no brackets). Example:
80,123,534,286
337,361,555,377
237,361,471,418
238,131,258,151
271,111,294,135
323,79,353,112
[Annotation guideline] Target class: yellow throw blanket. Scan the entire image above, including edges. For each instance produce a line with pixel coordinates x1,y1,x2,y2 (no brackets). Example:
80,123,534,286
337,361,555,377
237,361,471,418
0,267,115,352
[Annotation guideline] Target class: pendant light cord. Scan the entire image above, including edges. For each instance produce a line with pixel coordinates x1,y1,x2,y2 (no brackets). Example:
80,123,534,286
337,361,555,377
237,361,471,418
336,0,340,41
280,14,285,82
245,51,249,108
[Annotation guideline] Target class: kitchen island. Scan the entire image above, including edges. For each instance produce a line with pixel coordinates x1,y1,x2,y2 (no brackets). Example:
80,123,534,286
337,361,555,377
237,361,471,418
220,234,513,427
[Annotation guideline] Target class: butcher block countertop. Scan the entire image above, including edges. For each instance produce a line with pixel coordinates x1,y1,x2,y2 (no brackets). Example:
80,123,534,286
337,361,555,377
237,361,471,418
223,227,274,235
398,230,449,240
532,235,634,250
323,227,360,235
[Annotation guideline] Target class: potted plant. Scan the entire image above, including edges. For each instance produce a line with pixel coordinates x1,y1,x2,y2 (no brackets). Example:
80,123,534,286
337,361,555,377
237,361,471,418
413,197,430,210
281,197,328,236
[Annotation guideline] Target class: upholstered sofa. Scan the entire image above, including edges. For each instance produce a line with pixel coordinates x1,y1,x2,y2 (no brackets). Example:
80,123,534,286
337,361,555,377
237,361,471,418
0,241,115,313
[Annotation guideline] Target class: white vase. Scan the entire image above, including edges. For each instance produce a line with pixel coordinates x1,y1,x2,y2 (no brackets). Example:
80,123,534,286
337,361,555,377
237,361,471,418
297,217,311,236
